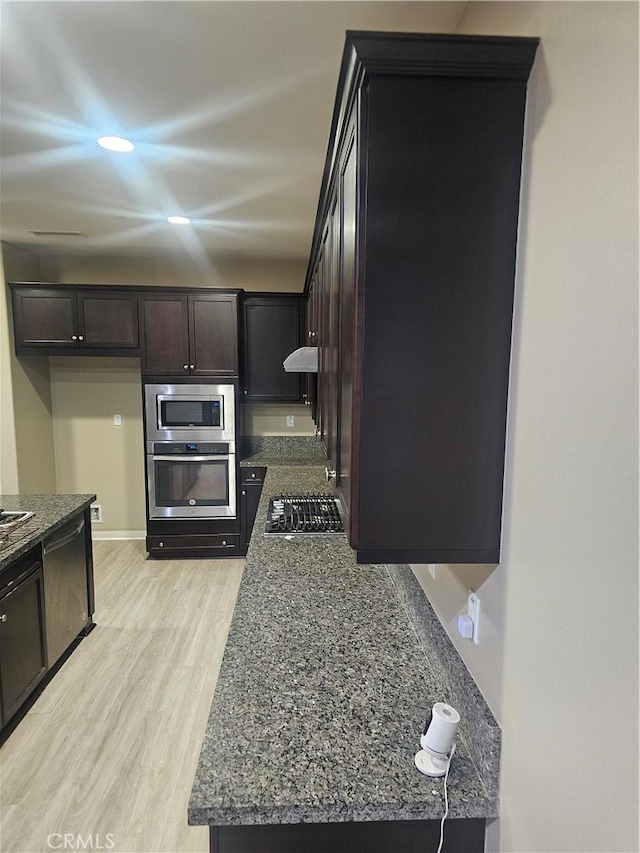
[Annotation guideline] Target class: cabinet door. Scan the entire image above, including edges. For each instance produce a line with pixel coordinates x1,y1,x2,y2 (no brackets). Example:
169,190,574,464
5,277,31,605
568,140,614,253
337,122,358,523
12,289,78,347
140,293,190,375
189,294,238,376
242,296,302,401
0,563,47,726
324,193,341,473
305,281,318,420
79,293,139,348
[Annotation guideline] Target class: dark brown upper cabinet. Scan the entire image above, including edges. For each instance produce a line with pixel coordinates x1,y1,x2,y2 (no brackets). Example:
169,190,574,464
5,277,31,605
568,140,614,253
10,285,139,356
305,32,539,565
140,290,239,377
240,294,304,402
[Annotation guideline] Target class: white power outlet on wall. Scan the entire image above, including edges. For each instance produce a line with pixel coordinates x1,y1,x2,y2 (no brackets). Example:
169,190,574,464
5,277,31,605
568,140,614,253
90,504,103,523
286,415,295,428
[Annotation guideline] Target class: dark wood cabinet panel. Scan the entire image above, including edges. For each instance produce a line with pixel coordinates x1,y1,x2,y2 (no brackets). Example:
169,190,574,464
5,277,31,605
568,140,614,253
10,285,237,372
0,550,47,727
304,279,319,419
305,32,538,564
12,289,77,347
241,295,303,402
210,817,486,853
190,293,238,377
140,291,238,377
79,293,138,348
239,467,266,550
337,121,357,524
10,285,139,355
140,293,190,375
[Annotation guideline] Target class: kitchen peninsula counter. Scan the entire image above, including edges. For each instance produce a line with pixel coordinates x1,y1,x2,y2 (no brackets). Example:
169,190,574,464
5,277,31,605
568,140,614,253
0,493,96,571
189,456,500,850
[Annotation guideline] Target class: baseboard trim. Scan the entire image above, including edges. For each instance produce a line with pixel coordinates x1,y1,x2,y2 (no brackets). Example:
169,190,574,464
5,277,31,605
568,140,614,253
92,530,146,541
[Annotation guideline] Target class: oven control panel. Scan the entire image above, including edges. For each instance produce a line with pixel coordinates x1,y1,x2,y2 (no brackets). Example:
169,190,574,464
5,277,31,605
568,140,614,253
152,442,230,455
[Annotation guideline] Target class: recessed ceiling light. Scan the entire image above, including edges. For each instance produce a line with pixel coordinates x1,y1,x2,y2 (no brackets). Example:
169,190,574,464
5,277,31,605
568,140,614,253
97,136,135,153
167,215,191,225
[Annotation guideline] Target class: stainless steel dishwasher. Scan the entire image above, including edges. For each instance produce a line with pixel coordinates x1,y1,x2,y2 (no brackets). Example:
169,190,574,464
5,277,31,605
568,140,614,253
43,515,90,667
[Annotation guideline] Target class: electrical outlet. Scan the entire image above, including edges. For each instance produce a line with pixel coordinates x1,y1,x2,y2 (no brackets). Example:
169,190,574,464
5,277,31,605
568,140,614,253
113,414,122,426
90,504,103,523
286,415,295,428
428,564,437,580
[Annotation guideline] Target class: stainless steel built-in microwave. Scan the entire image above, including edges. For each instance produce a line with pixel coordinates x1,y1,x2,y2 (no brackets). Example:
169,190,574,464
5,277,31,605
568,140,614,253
144,383,236,445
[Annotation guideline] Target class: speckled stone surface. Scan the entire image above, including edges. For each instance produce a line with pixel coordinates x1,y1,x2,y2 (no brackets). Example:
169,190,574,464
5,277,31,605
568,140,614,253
0,494,96,571
188,463,500,827
240,435,325,467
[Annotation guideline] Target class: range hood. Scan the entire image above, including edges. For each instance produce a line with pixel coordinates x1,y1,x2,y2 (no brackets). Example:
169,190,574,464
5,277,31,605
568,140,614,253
283,346,318,373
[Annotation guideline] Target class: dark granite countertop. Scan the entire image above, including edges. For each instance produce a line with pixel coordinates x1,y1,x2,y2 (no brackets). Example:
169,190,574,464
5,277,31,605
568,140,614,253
189,455,500,827
0,494,96,571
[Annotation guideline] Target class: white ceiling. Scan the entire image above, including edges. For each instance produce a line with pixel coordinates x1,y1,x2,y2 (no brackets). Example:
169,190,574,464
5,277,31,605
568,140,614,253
0,1,466,263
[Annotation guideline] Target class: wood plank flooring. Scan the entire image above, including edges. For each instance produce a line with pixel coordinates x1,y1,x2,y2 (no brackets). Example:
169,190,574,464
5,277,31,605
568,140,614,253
0,540,244,853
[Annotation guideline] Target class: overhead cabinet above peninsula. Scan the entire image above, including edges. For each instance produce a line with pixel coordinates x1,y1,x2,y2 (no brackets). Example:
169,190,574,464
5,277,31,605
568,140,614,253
307,31,539,565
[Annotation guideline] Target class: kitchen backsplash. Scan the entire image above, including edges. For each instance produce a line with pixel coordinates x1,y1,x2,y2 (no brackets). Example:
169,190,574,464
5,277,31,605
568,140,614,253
240,434,325,460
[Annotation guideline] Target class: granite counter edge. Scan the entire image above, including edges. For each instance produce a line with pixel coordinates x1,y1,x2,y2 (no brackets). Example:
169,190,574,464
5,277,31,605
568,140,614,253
0,494,96,570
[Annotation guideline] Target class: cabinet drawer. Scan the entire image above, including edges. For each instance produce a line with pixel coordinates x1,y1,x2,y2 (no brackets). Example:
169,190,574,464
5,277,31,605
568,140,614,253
240,466,266,486
147,534,239,552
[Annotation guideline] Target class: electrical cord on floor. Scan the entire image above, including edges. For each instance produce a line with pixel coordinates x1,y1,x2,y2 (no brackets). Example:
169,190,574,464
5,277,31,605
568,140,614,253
436,743,456,853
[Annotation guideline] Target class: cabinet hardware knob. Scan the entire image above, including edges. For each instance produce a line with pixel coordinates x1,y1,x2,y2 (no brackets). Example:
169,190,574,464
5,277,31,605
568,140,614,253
242,490,246,495
71,335,78,341
190,364,195,369
78,335,84,341
0,614,6,622
159,541,164,547
251,473,256,478
244,389,248,394
222,540,227,546
183,365,189,370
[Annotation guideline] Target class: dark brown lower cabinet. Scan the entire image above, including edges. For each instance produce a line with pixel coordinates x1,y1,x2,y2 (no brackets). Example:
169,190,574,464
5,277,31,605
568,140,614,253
209,817,486,853
239,467,266,550
0,549,47,727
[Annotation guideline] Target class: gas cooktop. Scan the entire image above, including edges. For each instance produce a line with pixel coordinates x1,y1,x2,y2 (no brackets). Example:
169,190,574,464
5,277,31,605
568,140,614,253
0,510,34,530
264,494,345,536
0,510,35,552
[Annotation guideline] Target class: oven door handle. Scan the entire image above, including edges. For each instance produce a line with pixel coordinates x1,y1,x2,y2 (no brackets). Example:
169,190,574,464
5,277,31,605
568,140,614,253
151,455,232,462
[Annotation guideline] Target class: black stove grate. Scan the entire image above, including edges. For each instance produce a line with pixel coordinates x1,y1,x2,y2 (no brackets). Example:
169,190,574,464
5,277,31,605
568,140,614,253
264,494,345,535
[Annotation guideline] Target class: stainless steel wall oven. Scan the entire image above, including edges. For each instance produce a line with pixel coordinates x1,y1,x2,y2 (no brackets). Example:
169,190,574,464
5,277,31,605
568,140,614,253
144,383,237,520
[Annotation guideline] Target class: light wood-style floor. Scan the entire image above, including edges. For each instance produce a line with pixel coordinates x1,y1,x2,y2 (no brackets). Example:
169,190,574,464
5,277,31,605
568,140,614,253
0,540,244,853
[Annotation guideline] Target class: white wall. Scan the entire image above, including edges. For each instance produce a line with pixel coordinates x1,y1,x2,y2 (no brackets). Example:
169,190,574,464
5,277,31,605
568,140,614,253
412,3,638,851
1,243,56,495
